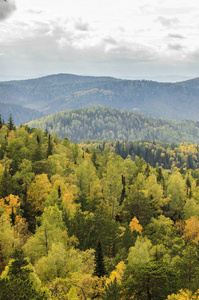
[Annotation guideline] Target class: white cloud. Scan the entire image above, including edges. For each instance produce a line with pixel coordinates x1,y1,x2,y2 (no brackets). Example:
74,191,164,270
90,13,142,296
1,0,199,80
168,33,185,39
75,18,90,31
168,43,184,51
0,0,16,21
156,16,179,27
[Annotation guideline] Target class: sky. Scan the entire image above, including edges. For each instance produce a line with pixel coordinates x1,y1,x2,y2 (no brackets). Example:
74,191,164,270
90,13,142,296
0,0,199,81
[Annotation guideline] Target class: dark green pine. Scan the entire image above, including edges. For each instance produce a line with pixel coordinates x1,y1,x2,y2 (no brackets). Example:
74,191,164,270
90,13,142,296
0,114,2,129
93,239,107,277
47,134,53,157
7,114,16,131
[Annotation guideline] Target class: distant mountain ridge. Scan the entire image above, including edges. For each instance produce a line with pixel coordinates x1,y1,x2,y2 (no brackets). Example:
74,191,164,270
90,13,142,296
0,102,43,125
27,106,199,144
1,73,199,124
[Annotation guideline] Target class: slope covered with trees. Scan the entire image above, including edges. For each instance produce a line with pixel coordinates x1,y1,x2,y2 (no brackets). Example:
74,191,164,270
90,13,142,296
0,102,43,125
2,73,199,124
1,123,199,298
27,106,199,144
81,139,199,170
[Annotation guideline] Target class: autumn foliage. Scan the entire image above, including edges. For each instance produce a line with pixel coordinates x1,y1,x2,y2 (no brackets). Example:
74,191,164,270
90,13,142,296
1,125,199,298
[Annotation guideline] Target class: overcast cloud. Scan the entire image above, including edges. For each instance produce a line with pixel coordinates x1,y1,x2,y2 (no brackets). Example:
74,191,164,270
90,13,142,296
0,0,199,81
0,0,16,21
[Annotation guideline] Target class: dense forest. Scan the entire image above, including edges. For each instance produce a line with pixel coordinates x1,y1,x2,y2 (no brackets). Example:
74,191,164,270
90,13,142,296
28,106,199,144
80,139,199,170
1,119,199,299
2,73,199,124
0,102,43,125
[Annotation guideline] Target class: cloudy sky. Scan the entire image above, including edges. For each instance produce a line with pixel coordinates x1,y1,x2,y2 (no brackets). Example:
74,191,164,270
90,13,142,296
0,0,199,81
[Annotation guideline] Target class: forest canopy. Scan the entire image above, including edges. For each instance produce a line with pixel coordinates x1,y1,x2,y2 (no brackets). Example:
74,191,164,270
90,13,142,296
1,123,199,299
27,106,199,143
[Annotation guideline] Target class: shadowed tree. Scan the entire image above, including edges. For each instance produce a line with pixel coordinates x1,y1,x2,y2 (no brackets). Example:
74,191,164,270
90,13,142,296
93,240,107,278
0,242,4,275
47,134,53,157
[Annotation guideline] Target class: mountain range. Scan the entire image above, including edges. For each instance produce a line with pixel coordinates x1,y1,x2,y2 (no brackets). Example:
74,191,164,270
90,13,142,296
1,73,199,125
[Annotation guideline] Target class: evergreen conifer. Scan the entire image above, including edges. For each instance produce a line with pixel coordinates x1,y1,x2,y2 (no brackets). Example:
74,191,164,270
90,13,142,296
47,134,53,157
7,114,15,131
93,240,107,277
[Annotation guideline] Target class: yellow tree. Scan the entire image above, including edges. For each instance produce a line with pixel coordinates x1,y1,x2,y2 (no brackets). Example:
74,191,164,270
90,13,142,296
129,217,143,234
0,214,15,263
27,173,52,213
14,215,30,247
67,286,79,300
47,278,71,300
144,174,169,213
0,194,20,224
0,194,20,215
62,187,80,220
183,216,199,243
167,289,199,299
106,261,126,286
166,172,186,220
71,274,105,300
101,155,123,219
86,178,103,212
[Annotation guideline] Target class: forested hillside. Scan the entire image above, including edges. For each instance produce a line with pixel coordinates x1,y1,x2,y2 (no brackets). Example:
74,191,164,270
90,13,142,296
1,124,199,298
2,73,199,124
0,102,43,125
27,106,199,143
81,139,199,170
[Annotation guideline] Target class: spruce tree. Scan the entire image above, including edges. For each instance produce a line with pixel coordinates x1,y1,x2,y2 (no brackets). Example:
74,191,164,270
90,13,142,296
93,239,107,277
47,134,53,157
0,114,3,129
120,175,126,205
186,176,191,196
32,135,43,162
0,242,4,275
0,166,13,198
157,166,164,183
7,114,15,131
44,128,48,136
91,149,99,169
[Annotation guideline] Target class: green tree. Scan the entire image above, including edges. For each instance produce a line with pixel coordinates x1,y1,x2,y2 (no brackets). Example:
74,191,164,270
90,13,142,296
102,278,121,300
186,176,192,198
93,240,107,277
177,244,199,291
0,115,3,130
0,248,50,300
127,236,152,266
0,242,5,275
7,114,15,131
47,134,53,157
23,205,69,263
122,261,177,300
32,134,43,162
166,172,186,220
0,165,14,198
